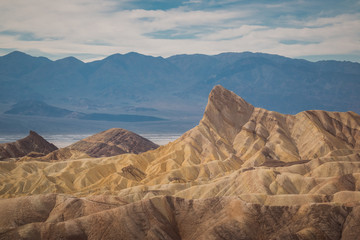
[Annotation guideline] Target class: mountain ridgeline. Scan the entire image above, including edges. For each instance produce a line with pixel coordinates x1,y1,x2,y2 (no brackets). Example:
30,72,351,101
1,51,359,114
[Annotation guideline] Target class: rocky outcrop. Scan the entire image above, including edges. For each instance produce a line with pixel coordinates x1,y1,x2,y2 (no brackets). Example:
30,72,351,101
0,131,57,160
199,85,360,167
67,128,159,157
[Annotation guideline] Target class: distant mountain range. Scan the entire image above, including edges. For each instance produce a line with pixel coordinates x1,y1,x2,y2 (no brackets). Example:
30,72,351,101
0,50,359,116
5,100,164,122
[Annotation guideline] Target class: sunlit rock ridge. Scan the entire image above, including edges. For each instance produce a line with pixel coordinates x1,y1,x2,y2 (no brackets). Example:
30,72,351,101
0,85,360,239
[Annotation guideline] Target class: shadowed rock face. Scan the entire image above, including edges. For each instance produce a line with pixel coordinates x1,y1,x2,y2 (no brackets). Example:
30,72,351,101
0,131,57,160
0,85,360,239
68,128,159,157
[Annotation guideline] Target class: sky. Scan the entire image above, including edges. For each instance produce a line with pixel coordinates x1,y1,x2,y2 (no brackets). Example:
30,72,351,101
0,0,359,62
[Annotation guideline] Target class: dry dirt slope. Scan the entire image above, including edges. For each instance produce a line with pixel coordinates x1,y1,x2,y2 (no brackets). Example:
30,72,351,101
0,85,360,239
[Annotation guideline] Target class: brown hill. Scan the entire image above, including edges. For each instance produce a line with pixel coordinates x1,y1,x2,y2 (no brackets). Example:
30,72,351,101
0,130,57,160
0,85,359,239
67,128,159,157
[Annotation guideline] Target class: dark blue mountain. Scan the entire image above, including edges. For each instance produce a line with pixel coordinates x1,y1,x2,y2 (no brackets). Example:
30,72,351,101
0,51,51,77
0,51,359,115
5,100,165,122
5,100,74,117
168,52,360,113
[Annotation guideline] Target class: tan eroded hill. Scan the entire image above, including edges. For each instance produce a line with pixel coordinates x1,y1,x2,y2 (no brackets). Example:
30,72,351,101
0,85,359,239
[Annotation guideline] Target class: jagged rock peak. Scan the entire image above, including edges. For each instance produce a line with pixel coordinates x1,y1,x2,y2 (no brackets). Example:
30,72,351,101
28,130,41,137
0,130,58,160
201,85,254,140
24,130,52,145
207,85,252,109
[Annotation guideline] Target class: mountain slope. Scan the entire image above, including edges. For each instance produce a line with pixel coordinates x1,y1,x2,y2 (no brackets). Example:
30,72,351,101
170,52,360,113
0,51,359,115
0,130,57,159
5,100,75,117
4,100,165,122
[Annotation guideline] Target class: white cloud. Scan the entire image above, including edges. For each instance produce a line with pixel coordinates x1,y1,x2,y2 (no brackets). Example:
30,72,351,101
201,25,267,41
0,0,359,62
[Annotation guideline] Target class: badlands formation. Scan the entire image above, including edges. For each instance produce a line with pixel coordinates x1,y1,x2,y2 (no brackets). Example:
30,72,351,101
0,85,360,239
